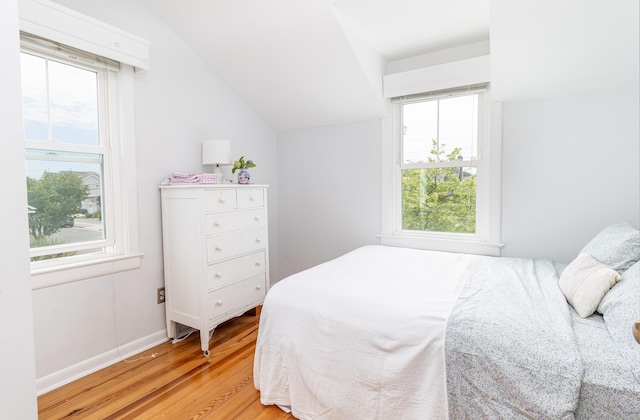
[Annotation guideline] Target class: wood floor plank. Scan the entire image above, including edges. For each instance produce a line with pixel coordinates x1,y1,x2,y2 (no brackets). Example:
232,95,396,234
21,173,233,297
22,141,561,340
112,346,255,419
250,404,298,420
38,336,196,412
37,310,293,419
202,376,261,419
222,390,295,420
41,349,208,419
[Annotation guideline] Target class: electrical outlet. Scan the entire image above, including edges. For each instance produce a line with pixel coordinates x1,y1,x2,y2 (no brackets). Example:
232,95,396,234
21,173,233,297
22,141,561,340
157,287,165,304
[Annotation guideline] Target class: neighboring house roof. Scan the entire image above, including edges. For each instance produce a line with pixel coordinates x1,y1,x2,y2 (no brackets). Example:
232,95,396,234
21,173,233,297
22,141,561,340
73,171,101,197
75,171,100,183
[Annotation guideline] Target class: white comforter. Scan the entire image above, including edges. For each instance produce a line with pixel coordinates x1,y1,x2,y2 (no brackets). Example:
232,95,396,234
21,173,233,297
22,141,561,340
254,245,480,420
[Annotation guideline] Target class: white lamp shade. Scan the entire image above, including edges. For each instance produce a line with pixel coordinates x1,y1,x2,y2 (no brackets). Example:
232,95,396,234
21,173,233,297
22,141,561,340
202,139,231,166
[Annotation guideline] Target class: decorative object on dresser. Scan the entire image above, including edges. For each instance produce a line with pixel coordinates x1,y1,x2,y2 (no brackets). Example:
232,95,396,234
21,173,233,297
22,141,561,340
160,184,269,356
168,172,217,185
232,156,256,184
202,139,232,184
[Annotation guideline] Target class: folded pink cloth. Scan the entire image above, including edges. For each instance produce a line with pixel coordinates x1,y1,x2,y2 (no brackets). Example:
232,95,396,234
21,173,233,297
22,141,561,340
169,172,217,184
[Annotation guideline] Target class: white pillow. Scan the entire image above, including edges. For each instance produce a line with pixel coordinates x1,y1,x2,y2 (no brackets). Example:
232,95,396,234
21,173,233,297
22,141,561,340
559,254,621,318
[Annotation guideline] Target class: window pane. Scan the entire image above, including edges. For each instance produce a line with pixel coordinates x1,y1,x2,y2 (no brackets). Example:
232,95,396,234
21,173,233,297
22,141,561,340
402,101,437,164
439,95,478,161
49,60,100,145
402,94,479,164
20,52,100,145
26,149,105,256
401,167,476,233
20,53,49,141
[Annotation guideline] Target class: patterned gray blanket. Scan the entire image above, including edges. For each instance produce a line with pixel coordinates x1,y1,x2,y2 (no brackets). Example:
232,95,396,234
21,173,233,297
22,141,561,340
445,257,583,419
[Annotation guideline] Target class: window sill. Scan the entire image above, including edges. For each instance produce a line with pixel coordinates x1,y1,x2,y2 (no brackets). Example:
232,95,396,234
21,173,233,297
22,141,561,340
31,253,143,290
377,234,503,257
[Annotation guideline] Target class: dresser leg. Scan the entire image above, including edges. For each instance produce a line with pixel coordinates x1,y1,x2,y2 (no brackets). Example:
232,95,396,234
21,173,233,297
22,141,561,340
167,320,176,339
201,327,215,357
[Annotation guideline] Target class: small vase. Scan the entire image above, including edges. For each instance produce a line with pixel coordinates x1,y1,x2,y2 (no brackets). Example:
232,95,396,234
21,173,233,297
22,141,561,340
237,169,250,184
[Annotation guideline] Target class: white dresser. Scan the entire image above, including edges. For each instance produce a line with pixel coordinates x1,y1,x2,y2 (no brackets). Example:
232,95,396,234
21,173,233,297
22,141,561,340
159,184,269,356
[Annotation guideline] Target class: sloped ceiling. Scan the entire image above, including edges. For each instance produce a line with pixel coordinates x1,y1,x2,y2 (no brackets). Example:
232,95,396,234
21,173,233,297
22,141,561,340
134,0,490,131
134,0,638,131
331,0,489,61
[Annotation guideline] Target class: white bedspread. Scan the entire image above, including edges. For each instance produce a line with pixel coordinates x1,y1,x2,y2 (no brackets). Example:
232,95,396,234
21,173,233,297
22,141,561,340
254,245,479,420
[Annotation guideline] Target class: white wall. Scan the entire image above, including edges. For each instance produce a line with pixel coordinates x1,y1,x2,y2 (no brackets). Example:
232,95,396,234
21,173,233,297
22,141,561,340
0,0,39,416
501,88,640,262
277,120,381,279
276,89,639,278
490,0,639,103
276,89,639,274
26,0,278,391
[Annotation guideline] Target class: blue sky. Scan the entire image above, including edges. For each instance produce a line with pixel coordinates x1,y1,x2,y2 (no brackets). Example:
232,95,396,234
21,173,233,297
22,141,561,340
21,52,102,180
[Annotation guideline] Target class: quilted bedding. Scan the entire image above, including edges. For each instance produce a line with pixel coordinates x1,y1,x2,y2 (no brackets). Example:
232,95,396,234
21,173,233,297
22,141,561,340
445,257,582,418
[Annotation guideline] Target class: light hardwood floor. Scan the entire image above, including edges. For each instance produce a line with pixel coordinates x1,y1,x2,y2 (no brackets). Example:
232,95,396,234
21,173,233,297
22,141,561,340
37,307,296,419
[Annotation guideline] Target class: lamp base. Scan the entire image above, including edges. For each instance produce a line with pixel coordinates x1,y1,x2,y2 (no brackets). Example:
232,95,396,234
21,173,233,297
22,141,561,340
213,165,225,184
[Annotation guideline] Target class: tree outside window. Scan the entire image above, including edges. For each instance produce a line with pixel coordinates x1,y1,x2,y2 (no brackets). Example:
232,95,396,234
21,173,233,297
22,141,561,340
400,92,479,234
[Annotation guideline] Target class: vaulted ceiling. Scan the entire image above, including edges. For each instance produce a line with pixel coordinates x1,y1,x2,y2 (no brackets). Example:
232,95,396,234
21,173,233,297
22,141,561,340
135,0,638,132
135,0,490,131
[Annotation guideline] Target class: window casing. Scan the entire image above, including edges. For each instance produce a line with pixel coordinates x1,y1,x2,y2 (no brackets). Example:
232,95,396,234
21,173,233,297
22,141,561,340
17,0,149,289
380,84,503,256
20,34,142,289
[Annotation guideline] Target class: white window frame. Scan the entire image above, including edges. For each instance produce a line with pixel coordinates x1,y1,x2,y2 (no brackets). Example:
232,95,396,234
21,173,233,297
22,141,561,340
380,76,503,256
19,0,148,289
22,41,116,257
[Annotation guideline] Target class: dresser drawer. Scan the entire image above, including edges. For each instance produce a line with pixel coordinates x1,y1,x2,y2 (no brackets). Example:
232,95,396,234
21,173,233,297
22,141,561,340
207,274,266,322
237,189,264,209
206,251,266,290
204,189,236,212
204,209,265,235
206,228,267,263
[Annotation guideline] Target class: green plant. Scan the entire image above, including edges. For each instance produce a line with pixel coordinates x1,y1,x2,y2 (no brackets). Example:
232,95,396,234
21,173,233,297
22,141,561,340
401,140,476,233
87,210,102,220
231,156,256,174
27,171,89,240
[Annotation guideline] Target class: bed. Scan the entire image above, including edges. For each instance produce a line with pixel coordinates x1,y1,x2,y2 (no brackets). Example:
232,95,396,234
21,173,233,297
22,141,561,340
253,222,640,419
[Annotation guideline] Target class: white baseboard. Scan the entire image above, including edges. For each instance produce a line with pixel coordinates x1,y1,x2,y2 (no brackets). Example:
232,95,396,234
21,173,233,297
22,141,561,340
36,330,169,396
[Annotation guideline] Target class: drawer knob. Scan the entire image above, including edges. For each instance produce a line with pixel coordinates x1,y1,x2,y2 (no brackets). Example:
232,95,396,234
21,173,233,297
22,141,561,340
218,197,225,203
215,246,223,252
254,216,261,221
256,284,262,290
216,300,223,305
214,221,221,227
250,196,255,201
255,238,262,243
255,261,262,266
215,272,222,278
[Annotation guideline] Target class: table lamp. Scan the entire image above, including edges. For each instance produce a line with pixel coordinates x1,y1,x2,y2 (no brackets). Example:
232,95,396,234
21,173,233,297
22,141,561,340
202,139,231,184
